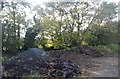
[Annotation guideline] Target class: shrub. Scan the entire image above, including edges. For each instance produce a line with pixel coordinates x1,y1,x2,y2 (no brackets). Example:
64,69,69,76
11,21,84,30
95,43,120,52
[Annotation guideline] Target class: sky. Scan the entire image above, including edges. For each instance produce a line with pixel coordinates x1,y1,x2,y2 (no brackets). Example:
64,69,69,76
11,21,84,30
1,0,119,4
0,0,119,6
25,0,119,5
0,0,119,37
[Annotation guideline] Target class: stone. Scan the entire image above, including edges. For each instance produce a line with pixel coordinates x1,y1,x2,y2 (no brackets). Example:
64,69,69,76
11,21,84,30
17,48,49,60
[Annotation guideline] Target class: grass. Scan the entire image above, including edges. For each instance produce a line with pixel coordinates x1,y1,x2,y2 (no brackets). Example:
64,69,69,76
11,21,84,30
95,43,120,53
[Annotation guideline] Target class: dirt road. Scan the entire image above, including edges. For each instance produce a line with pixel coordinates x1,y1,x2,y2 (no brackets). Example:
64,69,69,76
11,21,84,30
89,55,118,77
59,51,119,77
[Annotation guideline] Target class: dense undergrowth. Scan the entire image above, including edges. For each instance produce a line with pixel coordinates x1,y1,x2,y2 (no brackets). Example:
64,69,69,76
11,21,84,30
95,43,120,53
2,43,119,63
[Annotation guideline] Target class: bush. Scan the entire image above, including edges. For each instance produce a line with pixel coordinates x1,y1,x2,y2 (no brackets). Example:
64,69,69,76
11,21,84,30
95,43,120,52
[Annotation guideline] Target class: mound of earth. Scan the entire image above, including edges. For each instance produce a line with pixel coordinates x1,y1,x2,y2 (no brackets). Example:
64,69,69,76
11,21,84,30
2,48,81,78
74,45,104,57
49,45,104,58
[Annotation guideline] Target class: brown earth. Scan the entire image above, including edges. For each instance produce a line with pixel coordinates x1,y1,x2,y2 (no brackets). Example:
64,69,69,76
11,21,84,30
49,49,118,77
2,45,118,78
63,53,118,77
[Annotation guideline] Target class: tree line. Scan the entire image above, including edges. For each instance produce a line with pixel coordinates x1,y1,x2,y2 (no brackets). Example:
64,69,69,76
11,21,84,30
0,1,119,52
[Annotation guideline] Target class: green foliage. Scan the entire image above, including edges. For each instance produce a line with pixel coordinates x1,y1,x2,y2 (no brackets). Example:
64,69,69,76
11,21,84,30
1,1,118,52
95,43,120,52
0,56,9,62
88,25,117,46
1,1,27,52
38,37,48,48
108,43,120,52
80,33,94,45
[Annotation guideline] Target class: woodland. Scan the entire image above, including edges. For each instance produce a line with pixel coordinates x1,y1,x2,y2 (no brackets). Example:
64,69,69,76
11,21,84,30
0,0,119,78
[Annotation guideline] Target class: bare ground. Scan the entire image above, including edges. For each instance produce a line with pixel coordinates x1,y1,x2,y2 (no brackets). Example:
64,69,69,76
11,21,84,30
89,56,118,77
57,52,118,77
3,47,119,77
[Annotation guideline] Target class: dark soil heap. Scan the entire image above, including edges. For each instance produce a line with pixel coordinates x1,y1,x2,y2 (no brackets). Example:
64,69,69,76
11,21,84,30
2,48,81,78
3,58,81,78
2,46,104,78
49,45,104,58
74,45,104,57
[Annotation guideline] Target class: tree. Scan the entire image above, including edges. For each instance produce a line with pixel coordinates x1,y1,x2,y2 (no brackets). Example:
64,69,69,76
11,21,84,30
32,1,118,49
1,1,29,52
